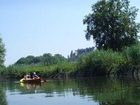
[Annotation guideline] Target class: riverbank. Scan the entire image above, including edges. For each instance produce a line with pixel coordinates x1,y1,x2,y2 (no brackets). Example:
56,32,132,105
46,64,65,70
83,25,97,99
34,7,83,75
1,44,140,79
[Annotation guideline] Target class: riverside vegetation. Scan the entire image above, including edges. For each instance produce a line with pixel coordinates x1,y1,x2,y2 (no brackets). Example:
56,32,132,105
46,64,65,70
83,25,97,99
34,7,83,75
1,44,140,79
1,0,140,79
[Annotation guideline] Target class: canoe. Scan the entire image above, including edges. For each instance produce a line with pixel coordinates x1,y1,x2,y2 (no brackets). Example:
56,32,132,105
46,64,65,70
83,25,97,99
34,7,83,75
20,78,41,83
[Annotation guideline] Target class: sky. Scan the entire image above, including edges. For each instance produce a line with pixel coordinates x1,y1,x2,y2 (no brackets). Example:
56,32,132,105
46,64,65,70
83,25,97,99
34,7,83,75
0,0,140,66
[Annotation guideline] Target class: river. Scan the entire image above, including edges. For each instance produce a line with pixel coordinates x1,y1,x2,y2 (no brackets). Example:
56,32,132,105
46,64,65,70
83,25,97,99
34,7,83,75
0,77,140,105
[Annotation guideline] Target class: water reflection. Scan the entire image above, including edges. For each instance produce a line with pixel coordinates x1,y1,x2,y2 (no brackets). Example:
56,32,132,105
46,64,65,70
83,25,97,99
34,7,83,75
20,83,41,90
76,78,140,105
0,87,7,105
0,78,140,105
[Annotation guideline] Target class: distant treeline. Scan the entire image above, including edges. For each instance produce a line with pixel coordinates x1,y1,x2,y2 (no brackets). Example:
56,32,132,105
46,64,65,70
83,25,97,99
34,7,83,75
15,47,94,66
15,53,67,66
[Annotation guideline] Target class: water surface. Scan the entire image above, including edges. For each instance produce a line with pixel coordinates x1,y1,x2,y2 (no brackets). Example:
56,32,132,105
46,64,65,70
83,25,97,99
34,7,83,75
0,78,140,105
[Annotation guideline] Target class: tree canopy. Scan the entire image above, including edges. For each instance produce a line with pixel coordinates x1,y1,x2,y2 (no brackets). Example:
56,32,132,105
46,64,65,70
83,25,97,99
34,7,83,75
83,0,140,51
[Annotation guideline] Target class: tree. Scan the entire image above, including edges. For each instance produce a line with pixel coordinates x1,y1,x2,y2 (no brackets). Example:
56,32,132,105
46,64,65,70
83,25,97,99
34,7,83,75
83,0,140,51
0,37,5,67
68,47,95,61
15,57,26,65
14,53,67,66
54,54,67,63
42,53,53,65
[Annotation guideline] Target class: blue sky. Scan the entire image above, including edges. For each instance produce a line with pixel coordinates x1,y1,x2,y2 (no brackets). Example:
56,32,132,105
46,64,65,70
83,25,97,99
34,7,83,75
0,0,140,66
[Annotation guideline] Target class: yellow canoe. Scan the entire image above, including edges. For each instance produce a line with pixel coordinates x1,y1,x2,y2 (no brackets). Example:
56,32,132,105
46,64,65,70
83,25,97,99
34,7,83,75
20,78,41,83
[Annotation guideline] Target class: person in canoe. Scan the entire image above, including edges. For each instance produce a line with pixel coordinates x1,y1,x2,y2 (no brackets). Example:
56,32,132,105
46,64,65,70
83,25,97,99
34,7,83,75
32,72,40,79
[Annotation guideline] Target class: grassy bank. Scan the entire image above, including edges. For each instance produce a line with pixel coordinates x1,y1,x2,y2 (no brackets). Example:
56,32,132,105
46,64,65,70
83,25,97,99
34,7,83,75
0,62,77,79
75,44,140,77
1,44,140,79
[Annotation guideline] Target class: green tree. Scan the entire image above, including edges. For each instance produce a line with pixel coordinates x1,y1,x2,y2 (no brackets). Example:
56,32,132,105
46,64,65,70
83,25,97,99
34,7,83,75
83,0,140,51
0,37,5,67
15,53,67,66
42,53,53,65
54,54,67,63
15,57,26,65
15,56,40,65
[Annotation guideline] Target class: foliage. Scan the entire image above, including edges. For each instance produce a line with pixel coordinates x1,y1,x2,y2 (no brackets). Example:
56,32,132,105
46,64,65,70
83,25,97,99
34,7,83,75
77,50,124,76
83,0,140,51
0,37,5,67
3,44,140,78
15,53,67,66
122,44,140,65
68,47,94,61
3,61,77,79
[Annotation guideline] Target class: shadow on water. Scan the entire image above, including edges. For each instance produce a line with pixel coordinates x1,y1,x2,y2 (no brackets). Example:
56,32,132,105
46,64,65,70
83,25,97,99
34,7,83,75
0,87,7,105
76,77,140,105
0,77,140,105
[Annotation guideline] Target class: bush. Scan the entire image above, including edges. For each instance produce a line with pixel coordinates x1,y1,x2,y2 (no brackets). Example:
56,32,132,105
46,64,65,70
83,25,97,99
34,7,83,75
77,50,125,76
122,44,140,65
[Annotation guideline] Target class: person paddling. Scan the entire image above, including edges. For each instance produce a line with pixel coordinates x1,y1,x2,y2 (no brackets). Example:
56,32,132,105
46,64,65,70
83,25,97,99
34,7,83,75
33,72,40,79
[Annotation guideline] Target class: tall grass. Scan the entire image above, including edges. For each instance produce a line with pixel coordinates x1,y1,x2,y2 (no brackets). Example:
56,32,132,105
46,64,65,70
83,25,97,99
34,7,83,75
77,50,125,76
2,61,77,79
